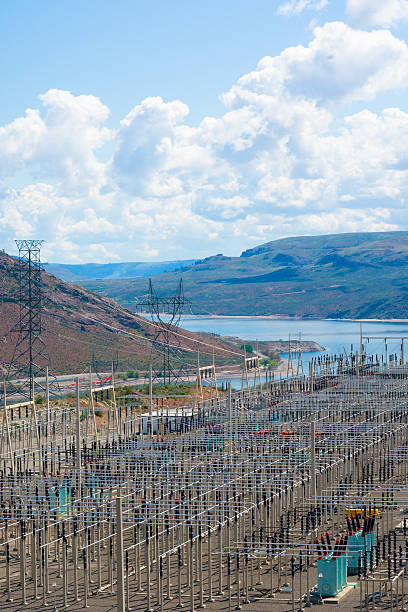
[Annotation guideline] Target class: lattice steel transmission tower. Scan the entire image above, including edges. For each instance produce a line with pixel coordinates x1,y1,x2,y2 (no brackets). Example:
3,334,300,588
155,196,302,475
9,240,47,400
136,279,192,384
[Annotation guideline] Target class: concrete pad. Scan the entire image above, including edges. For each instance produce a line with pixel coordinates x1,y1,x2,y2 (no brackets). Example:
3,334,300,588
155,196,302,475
323,583,357,604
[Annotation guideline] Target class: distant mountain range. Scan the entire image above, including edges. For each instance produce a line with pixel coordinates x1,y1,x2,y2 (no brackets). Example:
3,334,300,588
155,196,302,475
0,251,240,374
44,260,196,282
77,231,408,319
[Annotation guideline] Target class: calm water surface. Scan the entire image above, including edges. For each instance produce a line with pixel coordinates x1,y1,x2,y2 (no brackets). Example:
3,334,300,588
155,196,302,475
179,317,408,384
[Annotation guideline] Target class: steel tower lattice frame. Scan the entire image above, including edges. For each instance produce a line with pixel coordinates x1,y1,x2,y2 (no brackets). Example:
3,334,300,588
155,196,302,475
10,240,46,400
136,279,192,384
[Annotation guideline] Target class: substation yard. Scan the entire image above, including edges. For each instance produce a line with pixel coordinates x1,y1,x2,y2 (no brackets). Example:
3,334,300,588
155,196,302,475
2,361,408,611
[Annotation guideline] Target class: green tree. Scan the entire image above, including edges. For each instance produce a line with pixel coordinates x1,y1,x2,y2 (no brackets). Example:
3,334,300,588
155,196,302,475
240,344,253,354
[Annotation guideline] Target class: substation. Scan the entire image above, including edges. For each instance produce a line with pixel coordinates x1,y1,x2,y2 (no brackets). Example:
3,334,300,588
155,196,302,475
1,357,408,611
2,241,408,611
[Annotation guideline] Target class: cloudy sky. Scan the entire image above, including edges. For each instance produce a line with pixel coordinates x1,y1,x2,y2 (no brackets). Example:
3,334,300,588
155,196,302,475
1,0,408,263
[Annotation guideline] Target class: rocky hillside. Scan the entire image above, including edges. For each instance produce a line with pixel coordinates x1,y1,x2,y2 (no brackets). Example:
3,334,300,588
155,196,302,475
0,250,241,374
81,231,408,319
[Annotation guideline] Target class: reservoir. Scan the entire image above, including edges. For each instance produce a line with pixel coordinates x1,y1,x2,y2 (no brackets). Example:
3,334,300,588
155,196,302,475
179,317,408,385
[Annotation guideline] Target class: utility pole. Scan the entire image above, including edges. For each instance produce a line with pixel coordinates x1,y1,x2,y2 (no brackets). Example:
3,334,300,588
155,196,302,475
149,364,153,438
76,377,81,472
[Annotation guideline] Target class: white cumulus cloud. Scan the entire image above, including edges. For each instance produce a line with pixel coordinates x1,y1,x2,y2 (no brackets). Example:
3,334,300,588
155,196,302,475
224,22,408,106
347,0,408,28
0,90,112,195
0,20,408,262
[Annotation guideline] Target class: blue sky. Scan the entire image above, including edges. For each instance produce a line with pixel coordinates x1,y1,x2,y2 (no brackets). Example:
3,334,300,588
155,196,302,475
1,0,408,262
0,1,342,126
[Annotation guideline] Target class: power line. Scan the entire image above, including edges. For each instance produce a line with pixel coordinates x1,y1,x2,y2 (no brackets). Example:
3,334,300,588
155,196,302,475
79,311,244,358
136,279,192,383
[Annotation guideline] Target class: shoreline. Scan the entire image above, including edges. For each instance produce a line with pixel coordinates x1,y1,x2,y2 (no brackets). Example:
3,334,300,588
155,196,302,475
216,358,290,380
324,318,408,323
178,314,408,323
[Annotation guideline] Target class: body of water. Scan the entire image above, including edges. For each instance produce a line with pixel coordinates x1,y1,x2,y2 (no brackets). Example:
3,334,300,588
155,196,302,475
179,317,408,384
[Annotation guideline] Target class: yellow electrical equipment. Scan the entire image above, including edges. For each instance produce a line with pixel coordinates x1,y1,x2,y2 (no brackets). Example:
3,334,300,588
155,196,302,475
346,508,380,516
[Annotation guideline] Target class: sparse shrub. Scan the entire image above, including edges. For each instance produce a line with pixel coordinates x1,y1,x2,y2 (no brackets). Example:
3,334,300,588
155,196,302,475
240,344,253,353
139,383,193,396
261,357,279,369
126,370,139,379
114,384,135,398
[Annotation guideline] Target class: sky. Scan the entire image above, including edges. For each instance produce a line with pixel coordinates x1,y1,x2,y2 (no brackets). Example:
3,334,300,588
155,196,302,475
1,0,408,263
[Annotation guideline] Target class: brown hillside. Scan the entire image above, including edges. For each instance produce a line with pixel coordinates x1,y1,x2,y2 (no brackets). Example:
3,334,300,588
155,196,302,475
0,250,241,375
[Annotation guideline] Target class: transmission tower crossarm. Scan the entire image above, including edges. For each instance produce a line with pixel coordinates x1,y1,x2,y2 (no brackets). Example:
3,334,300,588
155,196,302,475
135,278,192,384
5,239,49,403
